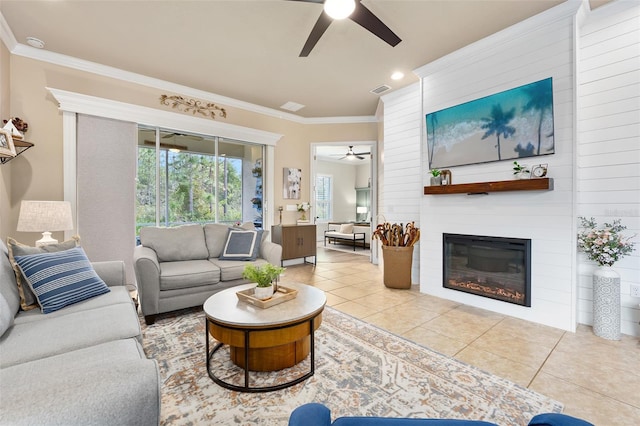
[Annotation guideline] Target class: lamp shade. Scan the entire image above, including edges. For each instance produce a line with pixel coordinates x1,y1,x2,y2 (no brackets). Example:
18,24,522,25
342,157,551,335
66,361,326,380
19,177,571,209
17,200,74,232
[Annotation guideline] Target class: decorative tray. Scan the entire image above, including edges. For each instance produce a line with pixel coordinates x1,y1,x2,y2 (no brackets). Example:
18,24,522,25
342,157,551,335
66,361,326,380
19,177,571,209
236,285,298,309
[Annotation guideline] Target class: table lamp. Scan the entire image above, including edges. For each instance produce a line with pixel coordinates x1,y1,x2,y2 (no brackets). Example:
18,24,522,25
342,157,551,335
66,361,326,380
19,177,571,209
16,200,74,247
357,206,368,221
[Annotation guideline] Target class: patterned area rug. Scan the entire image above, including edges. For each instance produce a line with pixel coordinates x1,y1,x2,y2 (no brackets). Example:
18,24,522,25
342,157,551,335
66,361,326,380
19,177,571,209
142,307,562,425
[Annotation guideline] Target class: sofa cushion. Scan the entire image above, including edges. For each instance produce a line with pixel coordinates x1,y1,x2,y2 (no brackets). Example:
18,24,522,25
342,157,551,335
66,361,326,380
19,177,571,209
14,247,110,314
203,223,231,258
0,293,13,337
210,258,268,281
0,302,141,368
6,236,80,311
0,339,159,426
13,286,133,325
160,260,220,291
140,224,208,262
219,228,263,261
339,223,354,234
0,241,20,325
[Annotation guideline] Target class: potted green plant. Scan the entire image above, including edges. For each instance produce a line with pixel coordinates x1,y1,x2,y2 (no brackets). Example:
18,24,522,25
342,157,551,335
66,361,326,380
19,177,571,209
512,161,530,179
242,263,286,300
429,169,442,186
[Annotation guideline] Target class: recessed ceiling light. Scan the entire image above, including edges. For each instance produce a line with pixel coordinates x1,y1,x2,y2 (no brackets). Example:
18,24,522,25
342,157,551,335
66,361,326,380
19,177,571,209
391,71,404,81
280,101,305,112
26,37,45,49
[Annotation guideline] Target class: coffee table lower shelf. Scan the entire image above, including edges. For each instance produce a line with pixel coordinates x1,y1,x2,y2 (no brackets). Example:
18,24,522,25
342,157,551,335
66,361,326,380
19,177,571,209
205,314,320,393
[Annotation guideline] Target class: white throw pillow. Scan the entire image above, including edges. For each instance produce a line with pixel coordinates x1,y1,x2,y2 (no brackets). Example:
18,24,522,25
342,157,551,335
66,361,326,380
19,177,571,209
339,224,354,234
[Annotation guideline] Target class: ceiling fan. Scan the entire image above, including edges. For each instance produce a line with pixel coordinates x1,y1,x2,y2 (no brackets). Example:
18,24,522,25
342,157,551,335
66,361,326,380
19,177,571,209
291,0,402,57
339,146,370,160
162,132,203,141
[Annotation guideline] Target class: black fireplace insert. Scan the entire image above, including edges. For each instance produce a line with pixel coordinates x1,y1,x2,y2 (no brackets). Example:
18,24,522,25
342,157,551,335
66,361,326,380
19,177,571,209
443,233,531,307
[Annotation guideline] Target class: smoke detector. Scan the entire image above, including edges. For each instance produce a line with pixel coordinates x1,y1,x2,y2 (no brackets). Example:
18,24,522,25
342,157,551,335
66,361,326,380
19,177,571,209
26,37,45,49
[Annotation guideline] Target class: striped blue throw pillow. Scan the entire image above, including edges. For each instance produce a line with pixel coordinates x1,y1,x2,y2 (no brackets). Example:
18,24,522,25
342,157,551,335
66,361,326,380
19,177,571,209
14,247,110,314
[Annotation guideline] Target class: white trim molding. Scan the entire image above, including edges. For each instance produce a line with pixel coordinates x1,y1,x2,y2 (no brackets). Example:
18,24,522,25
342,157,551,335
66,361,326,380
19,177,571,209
47,87,283,146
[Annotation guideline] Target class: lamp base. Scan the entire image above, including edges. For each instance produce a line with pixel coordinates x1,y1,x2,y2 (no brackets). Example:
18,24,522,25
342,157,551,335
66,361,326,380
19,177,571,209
35,231,59,247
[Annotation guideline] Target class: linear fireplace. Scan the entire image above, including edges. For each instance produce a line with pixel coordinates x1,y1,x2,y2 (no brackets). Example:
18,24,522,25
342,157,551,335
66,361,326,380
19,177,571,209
443,234,531,307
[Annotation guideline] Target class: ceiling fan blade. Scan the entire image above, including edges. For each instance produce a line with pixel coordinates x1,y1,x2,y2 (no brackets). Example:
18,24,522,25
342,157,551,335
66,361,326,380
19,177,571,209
353,151,370,156
356,155,365,160
349,1,401,47
300,11,333,57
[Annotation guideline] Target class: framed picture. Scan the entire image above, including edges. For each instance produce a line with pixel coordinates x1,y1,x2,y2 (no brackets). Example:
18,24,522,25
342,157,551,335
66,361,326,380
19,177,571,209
426,77,555,168
283,167,301,199
0,129,16,158
530,164,548,179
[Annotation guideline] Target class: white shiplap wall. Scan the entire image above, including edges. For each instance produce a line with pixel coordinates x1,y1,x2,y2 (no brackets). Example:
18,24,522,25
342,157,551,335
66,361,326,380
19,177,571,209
410,1,582,331
380,83,422,283
577,0,640,336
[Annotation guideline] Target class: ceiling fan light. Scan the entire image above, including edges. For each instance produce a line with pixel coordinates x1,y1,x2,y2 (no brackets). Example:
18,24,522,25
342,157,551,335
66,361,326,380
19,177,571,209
324,0,356,20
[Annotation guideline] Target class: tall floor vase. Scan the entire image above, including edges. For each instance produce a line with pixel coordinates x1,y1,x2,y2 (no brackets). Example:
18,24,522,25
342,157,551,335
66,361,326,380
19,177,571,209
592,266,621,340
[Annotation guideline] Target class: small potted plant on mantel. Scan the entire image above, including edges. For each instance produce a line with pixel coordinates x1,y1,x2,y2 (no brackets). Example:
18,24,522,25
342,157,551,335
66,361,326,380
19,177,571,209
512,161,530,179
242,263,286,300
429,169,442,186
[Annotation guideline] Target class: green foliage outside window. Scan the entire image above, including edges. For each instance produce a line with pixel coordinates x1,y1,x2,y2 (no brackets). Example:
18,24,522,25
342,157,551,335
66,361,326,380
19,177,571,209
136,147,243,233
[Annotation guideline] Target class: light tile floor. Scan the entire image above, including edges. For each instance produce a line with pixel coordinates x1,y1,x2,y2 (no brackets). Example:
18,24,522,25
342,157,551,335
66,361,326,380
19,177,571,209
280,247,640,425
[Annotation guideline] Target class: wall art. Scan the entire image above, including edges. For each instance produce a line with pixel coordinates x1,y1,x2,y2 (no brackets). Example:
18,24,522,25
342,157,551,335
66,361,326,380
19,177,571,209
0,128,16,158
426,78,554,169
283,167,301,200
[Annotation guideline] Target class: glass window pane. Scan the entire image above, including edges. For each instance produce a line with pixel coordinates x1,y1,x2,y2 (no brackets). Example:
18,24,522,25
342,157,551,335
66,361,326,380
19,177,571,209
136,146,157,235
136,128,264,234
315,174,332,221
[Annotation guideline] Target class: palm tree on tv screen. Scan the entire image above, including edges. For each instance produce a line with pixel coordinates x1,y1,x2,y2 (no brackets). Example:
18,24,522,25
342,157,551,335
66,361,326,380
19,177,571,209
522,82,553,156
480,104,516,161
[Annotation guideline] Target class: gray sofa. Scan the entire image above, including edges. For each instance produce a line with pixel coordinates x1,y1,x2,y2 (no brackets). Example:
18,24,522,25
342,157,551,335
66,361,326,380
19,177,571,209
134,223,282,324
0,240,160,426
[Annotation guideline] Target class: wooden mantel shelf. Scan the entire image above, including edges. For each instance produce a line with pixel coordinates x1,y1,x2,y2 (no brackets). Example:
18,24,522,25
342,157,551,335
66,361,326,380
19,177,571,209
423,178,553,195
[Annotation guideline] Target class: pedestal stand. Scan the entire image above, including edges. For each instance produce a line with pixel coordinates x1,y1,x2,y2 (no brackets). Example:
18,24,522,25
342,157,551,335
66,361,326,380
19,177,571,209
592,266,621,340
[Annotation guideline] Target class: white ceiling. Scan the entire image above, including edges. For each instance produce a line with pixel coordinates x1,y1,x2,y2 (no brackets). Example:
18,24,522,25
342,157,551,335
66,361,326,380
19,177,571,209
1,0,611,118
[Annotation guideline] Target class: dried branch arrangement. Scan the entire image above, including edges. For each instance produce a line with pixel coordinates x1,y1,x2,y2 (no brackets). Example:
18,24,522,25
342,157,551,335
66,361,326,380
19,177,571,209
372,222,420,247
159,95,227,120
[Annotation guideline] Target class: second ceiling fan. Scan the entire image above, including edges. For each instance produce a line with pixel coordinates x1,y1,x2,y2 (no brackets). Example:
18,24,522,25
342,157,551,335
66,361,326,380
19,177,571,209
340,146,370,160
292,0,402,57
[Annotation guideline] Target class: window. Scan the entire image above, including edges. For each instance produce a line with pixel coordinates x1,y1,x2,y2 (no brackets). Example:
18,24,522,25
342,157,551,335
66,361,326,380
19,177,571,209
136,128,264,233
315,174,332,221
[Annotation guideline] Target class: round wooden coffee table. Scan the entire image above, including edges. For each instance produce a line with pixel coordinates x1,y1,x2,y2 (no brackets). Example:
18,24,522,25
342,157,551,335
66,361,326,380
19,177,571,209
204,282,326,392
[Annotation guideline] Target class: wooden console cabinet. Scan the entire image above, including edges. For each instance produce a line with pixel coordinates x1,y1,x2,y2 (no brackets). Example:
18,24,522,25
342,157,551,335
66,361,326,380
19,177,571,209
271,224,316,265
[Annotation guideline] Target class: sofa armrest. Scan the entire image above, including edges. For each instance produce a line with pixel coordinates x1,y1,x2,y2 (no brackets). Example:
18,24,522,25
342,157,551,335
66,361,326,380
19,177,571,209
289,403,332,426
528,413,594,426
92,261,126,287
133,246,161,318
260,240,283,266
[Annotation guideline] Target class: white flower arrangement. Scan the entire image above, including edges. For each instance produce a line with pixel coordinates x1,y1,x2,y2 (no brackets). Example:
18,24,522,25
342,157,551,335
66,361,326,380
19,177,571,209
577,217,636,267
296,202,310,212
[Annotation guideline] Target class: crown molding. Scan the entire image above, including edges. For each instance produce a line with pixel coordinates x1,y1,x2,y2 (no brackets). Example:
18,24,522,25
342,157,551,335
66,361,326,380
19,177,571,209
47,87,283,146
0,11,17,51
0,10,374,125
